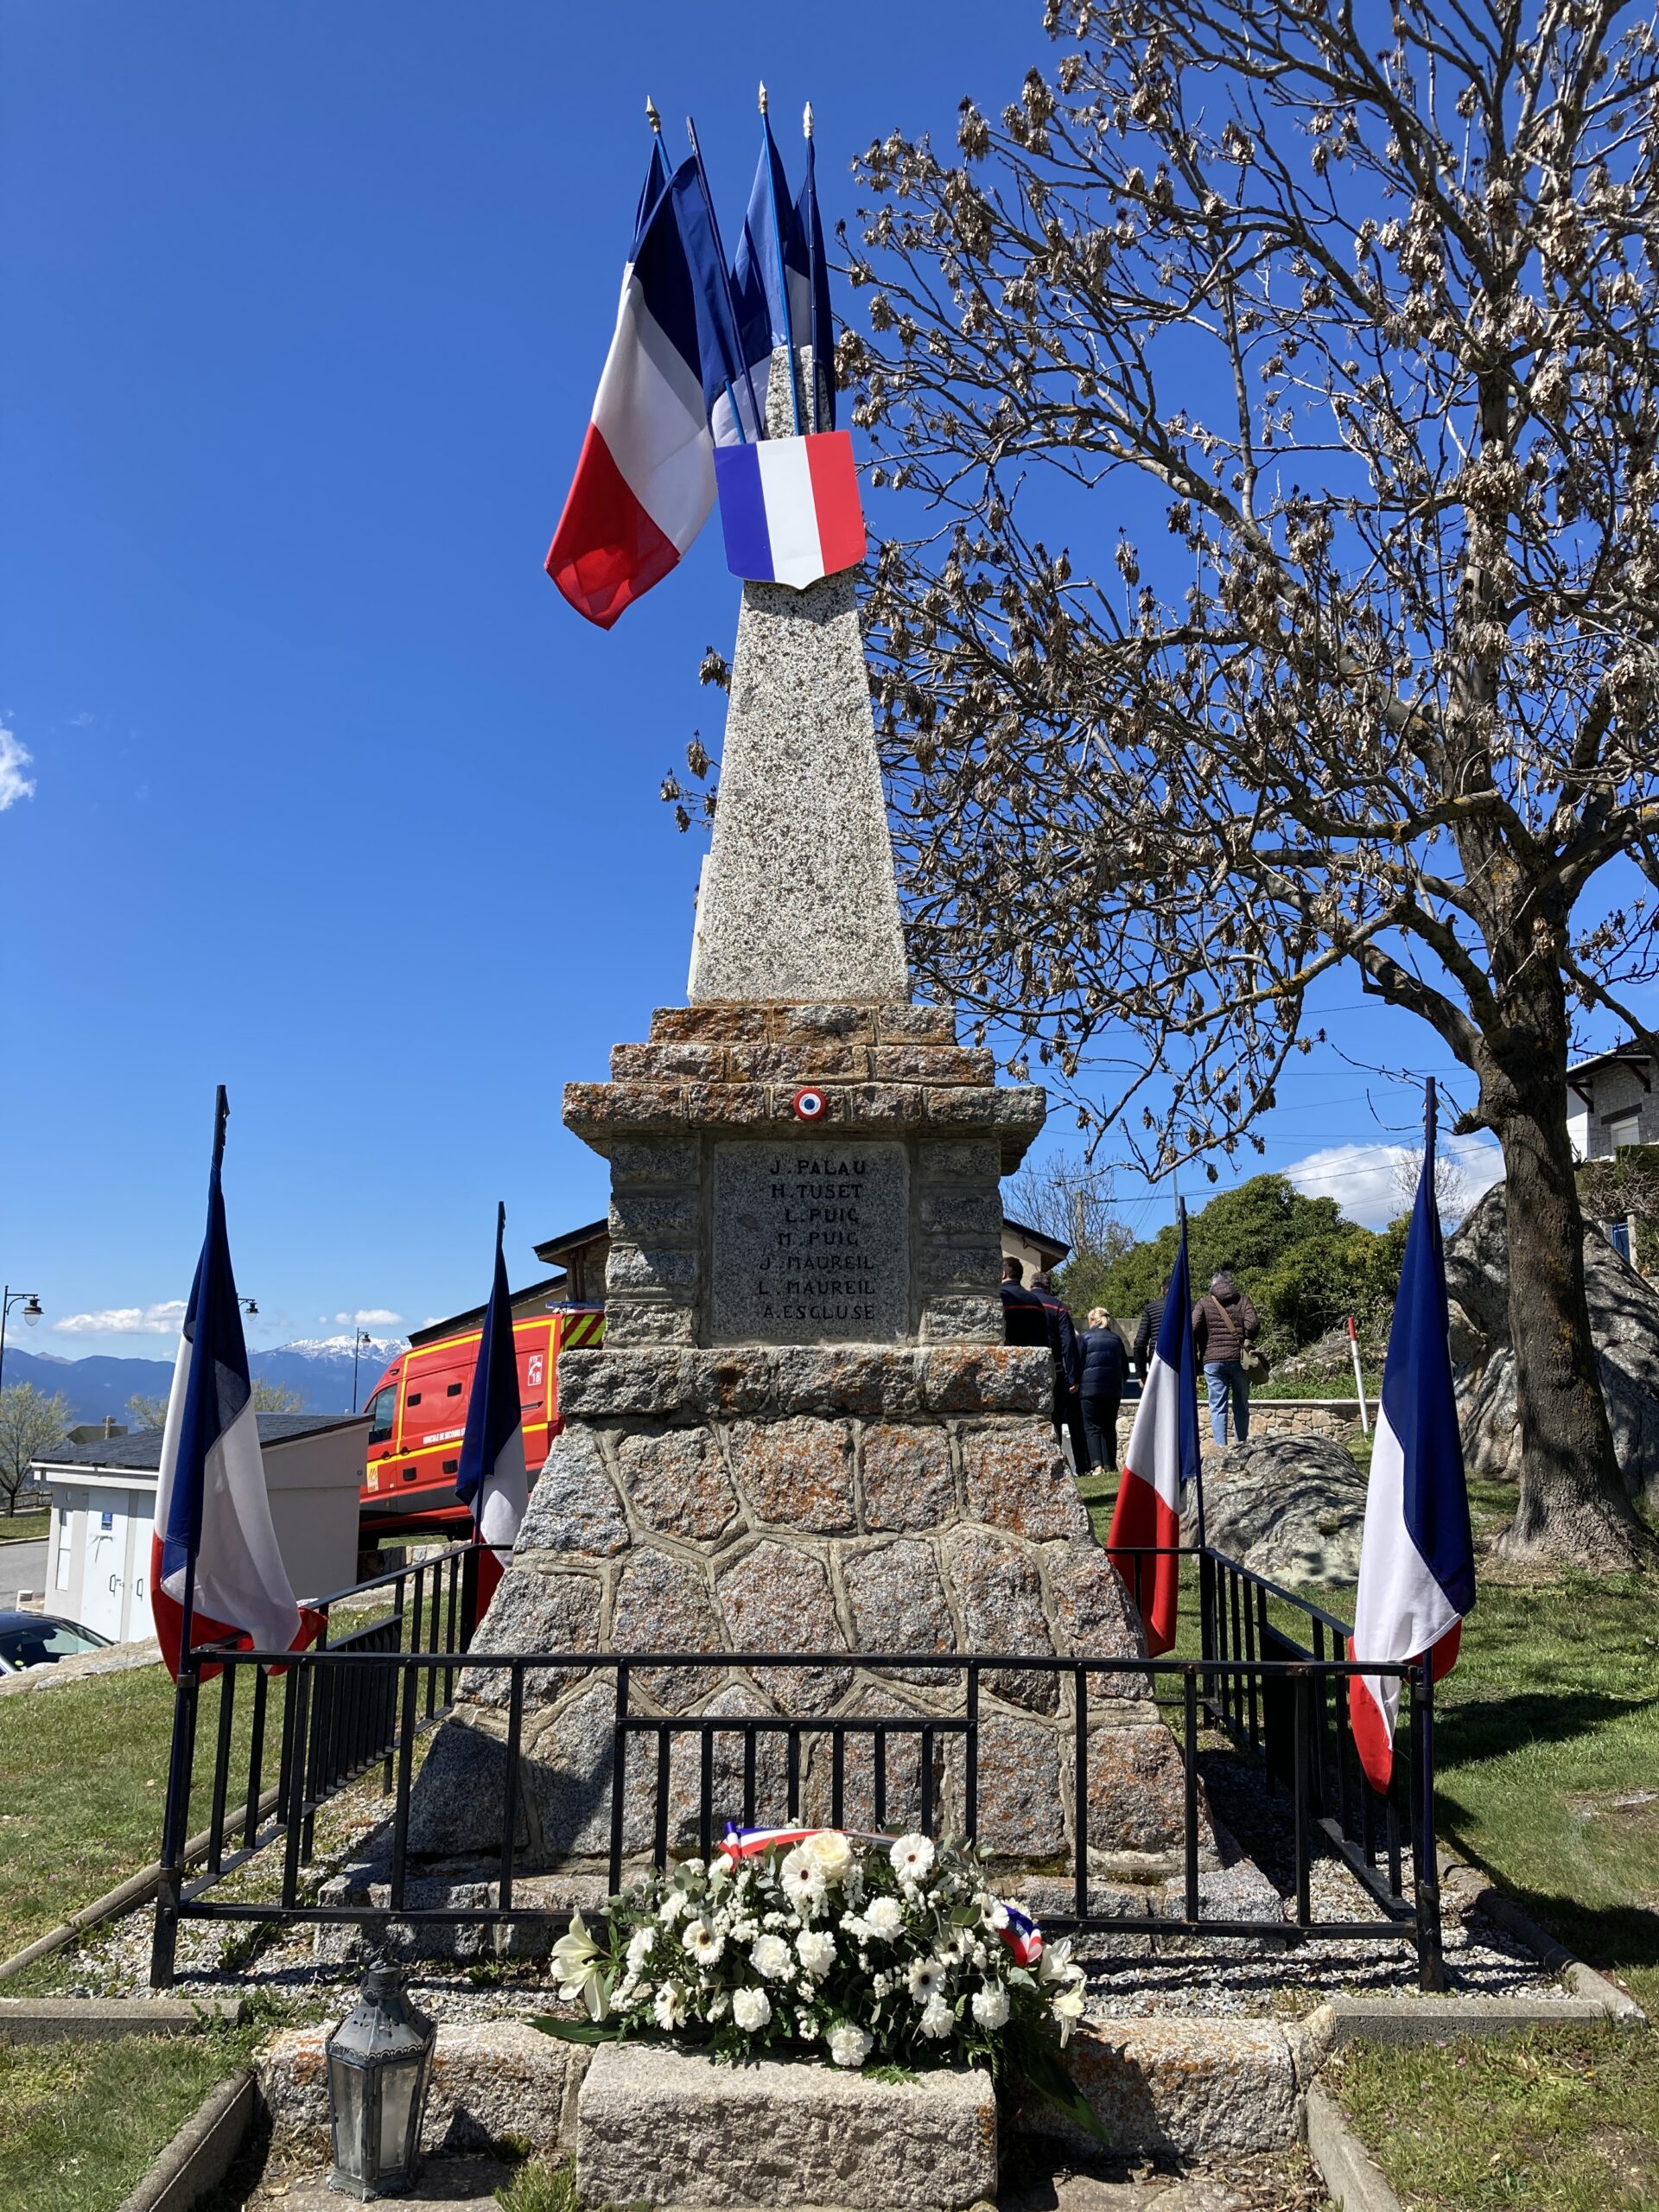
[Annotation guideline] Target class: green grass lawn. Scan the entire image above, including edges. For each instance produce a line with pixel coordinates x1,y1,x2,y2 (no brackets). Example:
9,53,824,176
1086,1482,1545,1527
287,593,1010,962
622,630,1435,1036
0,1509,50,1545
0,2024,262,2212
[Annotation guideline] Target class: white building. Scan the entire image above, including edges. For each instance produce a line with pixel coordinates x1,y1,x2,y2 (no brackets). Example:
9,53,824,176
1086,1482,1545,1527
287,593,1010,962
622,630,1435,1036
1567,1048,1656,1162
33,1412,370,1644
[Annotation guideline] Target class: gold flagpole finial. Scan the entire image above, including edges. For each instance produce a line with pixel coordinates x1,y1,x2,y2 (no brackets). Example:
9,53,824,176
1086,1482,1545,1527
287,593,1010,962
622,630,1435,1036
804,99,814,140
758,80,769,117
645,93,661,135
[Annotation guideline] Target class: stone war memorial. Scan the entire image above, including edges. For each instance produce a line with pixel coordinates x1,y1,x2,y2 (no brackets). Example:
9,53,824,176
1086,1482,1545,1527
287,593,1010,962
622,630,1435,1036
404,373,1192,1897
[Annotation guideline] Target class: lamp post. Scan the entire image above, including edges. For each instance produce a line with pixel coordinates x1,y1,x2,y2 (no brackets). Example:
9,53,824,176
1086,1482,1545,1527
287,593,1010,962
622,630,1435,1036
352,1330,372,1414
0,1287,43,1398
324,1958,436,2198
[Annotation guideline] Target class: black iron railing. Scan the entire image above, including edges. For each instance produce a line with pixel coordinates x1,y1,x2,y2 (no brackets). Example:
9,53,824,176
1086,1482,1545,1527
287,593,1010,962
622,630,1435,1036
148,1536,1441,1993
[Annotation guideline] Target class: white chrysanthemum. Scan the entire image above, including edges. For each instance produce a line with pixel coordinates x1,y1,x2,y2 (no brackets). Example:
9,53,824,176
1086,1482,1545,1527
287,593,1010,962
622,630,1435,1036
804,1829,854,1884
890,1834,935,1883
907,1956,946,2003
918,1992,954,2039
827,2022,873,2069
626,1928,655,1973
971,1984,1010,2030
796,1928,836,1977
863,1895,905,1942
732,1986,772,2032
658,1890,689,1926
750,1932,793,1980
653,1982,687,2031
682,1916,724,1967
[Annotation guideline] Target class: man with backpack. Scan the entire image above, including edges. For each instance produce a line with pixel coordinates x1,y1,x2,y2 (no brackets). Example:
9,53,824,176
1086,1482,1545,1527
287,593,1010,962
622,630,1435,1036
1192,1269,1263,1446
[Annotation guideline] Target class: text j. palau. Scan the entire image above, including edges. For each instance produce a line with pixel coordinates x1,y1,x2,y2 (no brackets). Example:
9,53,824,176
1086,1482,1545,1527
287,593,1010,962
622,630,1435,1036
757,1153,879,1322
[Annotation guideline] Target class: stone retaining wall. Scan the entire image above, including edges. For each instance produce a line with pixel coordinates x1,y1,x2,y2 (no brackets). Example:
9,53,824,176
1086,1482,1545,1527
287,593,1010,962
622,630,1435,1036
1198,1398,1363,1455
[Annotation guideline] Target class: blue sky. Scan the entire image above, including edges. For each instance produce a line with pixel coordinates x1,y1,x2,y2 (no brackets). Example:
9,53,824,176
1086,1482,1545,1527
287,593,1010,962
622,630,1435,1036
3,2,1522,1359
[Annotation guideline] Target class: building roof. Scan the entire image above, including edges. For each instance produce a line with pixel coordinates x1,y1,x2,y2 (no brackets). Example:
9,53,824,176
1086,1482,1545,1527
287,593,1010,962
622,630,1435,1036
1001,1212,1071,1265
34,1410,369,1476
406,1272,577,1349
532,1218,610,1269
1567,1047,1651,1081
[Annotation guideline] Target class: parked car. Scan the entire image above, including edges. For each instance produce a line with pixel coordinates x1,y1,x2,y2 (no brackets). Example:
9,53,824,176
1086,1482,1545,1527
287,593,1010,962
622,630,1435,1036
0,1610,112,1675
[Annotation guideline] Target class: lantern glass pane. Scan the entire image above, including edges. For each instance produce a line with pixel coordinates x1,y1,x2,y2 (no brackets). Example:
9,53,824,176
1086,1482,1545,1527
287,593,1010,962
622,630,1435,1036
329,2058,366,2179
378,2056,420,2172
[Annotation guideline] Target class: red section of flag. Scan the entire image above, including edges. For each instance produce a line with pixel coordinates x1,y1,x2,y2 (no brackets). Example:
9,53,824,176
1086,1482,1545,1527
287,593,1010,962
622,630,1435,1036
149,1532,324,1684
546,424,682,630
1347,1619,1462,1795
804,430,866,577
1105,1472,1182,1656
474,1544,506,1617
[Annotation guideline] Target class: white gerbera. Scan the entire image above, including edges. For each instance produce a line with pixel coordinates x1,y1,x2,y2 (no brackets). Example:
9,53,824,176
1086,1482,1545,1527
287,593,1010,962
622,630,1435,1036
779,1846,828,1916
907,1956,946,2003
918,1993,954,2039
732,1986,772,2032
682,1916,724,1967
804,1829,854,1884
653,1982,687,2031
750,1932,793,1980
971,1984,1010,2030
863,1895,905,1942
827,2022,873,2069
890,1834,935,1883
796,1928,836,1977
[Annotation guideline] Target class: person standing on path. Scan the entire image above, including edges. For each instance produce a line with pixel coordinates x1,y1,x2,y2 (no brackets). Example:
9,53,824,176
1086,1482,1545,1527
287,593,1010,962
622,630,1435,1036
1192,1269,1261,1447
1078,1308,1129,1474
1000,1255,1049,1346
1132,1276,1171,1382
1031,1271,1090,1476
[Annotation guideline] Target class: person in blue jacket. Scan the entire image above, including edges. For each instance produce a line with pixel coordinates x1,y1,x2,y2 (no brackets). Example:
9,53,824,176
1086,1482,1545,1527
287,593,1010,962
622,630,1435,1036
1077,1307,1130,1474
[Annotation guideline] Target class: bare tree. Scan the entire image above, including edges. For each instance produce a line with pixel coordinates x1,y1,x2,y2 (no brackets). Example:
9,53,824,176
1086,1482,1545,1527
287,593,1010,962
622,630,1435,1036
835,0,1659,1566
0,1383,71,1515
125,1393,168,1431
1390,1146,1473,1224
1007,1148,1136,1261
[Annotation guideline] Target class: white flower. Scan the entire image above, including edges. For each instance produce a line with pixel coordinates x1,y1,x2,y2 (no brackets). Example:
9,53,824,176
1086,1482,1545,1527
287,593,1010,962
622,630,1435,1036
683,1917,724,1967
840,1913,870,1942
750,1933,793,1981
918,1993,955,2039
827,2023,873,2069
653,1981,688,2031
779,1847,829,1916
1052,1983,1087,2044
732,1986,772,2032
796,1929,836,1977
711,1851,735,1880
1037,1935,1075,1985
971,1984,1010,2030
890,1834,935,1883
658,1890,689,1927
979,1898,1010,1932
863,1896,905,1942
803,1829,854,1884
907,1956,947,2003
626,1928,655,1974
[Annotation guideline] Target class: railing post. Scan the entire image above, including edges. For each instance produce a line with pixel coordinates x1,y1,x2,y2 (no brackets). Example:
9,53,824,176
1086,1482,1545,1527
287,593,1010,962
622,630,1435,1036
607,1665,630,1897
149,1660,200,1989
1414,1658,1445,1992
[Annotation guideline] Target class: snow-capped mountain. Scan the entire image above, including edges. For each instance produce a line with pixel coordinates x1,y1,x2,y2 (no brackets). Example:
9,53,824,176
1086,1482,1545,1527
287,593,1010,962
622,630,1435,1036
5,1335,410,1426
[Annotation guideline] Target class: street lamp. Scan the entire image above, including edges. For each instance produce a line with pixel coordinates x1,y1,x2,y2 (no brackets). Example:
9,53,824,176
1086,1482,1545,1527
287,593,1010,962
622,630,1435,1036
0,1287,43,1397
239,1296,258,1318
352,1330,373,1414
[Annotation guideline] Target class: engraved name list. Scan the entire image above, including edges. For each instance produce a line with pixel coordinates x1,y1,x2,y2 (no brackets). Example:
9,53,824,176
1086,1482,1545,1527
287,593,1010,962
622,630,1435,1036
709,1140,909,1344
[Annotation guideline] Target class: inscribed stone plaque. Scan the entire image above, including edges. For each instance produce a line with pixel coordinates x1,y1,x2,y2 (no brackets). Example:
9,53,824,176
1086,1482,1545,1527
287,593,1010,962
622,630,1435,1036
710,1141,910,1344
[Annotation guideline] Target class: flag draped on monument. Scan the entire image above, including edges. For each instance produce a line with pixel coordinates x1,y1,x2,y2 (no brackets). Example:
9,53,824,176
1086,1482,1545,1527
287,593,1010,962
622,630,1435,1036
1348,1083,1475,1793
455,1203,530,1609
150,1089,321,1681
1106,1211,1201,1656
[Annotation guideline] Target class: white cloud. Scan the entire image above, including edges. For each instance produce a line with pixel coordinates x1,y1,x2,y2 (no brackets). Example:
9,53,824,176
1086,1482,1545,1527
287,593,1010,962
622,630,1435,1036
0,726,35,811
332,1307,403,1327
1284,1137,1504,1228
54,1299,188,1338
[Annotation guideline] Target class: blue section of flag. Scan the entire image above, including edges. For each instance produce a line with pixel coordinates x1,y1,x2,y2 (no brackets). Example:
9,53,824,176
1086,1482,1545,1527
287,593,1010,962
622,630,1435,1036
664,160,750,430
162,1107,251,1586
1380,1126,1476,1616
1154,1214,1204,1507
455,1207,521,1518
732,114,809,403
795,132,835,431
713,443,773,579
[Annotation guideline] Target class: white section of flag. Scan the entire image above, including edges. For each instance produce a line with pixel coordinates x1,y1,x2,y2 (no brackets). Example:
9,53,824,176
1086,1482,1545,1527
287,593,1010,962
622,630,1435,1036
153,1332,302,1652
1349,1404,1461,1745
754,435,823,588
591,271,714,554
475,1431,529,1558
1122,1349,1185,1510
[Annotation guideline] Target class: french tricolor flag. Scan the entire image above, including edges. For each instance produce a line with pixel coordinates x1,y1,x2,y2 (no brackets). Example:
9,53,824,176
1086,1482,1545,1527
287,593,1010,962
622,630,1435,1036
547,149,747,629
1107,1213,1201,1656
714,430,865,591
1348,1087,1475,1794
150,1090,321,1681
456,1203,530,1612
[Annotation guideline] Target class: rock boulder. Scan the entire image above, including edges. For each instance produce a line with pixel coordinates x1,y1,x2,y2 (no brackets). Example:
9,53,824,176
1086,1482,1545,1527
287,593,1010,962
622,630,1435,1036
1192,1434,1368,1586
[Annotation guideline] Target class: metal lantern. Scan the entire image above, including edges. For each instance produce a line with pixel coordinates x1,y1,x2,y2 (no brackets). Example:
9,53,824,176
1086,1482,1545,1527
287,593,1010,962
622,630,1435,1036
325,1960,436,2199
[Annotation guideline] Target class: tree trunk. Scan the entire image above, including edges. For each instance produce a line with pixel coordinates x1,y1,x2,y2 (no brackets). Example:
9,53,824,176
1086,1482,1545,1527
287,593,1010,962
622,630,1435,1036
1491,1058,1653,1568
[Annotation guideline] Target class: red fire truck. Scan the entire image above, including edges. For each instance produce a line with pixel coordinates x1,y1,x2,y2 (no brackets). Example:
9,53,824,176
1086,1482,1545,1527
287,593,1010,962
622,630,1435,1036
357,1295,605,1541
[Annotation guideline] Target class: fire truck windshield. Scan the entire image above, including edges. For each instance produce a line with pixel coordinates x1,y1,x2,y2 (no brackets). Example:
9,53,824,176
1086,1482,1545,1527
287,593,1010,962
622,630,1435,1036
365,1386,396,1446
